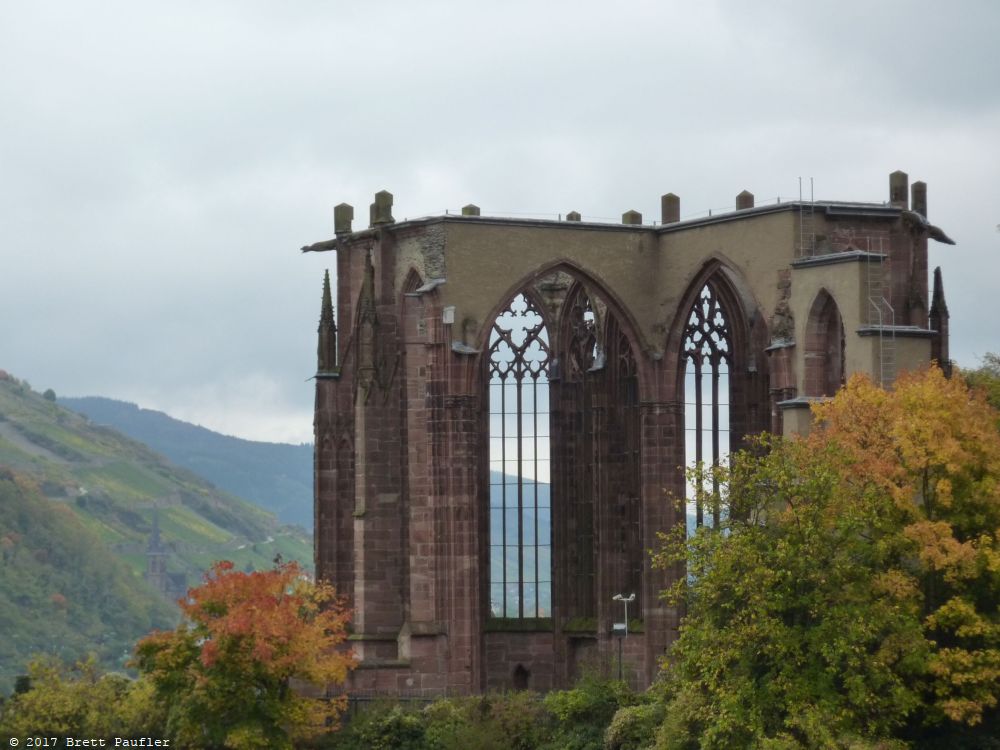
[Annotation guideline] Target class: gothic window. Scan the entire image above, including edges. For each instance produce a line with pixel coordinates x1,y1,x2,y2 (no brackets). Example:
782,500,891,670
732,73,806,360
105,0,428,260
488,293,552,618
683,283,731,536
804,291,845,397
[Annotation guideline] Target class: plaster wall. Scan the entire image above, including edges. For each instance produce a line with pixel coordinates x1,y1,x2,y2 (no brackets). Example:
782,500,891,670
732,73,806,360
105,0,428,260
407,210,800,358
790,258,877,389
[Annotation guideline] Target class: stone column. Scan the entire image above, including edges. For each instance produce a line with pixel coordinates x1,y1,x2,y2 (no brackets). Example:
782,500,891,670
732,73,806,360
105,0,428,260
436,391,484,693
638,397,684,685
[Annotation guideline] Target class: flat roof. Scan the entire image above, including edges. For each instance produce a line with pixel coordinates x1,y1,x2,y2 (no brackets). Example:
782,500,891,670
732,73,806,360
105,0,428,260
302,200,901,252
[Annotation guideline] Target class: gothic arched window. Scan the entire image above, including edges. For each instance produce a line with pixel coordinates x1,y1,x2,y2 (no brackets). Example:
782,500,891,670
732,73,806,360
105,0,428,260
804,290,845,397
683,283,731,536
488,294,552,619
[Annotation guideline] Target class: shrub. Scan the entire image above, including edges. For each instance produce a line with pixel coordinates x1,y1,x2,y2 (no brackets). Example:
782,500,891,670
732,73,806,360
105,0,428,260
544,677,637,750
0,657,165,738
343,703,426,750
604,701,664,750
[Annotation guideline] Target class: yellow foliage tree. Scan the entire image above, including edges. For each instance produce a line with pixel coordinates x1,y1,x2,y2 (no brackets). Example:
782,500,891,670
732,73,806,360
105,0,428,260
0,656,165,738
810,369,1000,727
655,367,1000,748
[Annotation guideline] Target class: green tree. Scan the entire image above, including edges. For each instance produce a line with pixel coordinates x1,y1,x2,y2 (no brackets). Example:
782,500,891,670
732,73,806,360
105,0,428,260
134,560,354,749
653,369,1000,749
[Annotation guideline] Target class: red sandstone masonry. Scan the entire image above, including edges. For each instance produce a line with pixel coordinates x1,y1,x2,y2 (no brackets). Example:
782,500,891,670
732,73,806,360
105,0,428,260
312,179,945,697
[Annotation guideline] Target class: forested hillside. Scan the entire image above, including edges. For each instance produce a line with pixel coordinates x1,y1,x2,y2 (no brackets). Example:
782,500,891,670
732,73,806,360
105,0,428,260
60,396,313,530
0,374,312,693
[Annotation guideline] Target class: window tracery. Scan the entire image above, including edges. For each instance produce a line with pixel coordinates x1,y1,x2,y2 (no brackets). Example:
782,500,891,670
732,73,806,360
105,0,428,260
683,283,731,535
488,293,552,618
566,293,598,379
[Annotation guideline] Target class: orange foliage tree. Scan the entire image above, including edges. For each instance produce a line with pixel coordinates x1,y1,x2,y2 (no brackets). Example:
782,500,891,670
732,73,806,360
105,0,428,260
134,560,354,750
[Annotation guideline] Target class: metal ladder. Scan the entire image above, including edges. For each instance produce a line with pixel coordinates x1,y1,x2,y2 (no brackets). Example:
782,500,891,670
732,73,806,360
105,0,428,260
797,177,815,258
866,238,896,387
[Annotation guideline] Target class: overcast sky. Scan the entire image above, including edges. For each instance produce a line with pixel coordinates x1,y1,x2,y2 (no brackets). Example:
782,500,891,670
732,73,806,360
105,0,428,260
2,0,998,444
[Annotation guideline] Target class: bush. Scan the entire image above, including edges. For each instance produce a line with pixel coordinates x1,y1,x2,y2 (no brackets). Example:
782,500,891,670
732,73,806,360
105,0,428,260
0,657,165,738
322,678,634,750
484,691,552,750
604,701,664,750
544,677,637,750
421,692,551,750
345,704,426,750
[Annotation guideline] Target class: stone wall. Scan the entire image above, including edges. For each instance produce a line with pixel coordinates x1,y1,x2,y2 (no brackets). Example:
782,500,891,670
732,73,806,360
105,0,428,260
309,173,950,695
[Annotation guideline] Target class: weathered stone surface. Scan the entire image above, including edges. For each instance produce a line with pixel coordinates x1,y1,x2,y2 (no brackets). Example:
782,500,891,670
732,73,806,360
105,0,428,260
911,181,927,218
309,173,946,697
373,190,395,225
890,170,908,208
661,193,680,224
334,203,354,234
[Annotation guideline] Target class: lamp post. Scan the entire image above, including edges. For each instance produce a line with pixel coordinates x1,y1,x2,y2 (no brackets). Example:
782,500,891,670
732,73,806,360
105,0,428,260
612,593,635,682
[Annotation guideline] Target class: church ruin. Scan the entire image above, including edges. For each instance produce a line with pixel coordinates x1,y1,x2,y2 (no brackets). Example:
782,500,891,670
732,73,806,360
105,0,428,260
304,171,952,695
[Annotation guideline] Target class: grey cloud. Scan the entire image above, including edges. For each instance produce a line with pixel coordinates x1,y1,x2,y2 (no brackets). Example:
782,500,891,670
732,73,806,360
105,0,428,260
2,0,998,442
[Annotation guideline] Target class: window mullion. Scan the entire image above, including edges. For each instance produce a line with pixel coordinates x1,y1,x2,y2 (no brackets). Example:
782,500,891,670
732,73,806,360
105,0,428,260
711,361,721,527
501,374,508,616
694,356,704,528
516,373,524,619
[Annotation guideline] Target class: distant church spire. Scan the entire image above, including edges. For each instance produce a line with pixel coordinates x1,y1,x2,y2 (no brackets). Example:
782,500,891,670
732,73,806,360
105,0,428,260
317,269,338,374
146,508,167,594
148,507,163,553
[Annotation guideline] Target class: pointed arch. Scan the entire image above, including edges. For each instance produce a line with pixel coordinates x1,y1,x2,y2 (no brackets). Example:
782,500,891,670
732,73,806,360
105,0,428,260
804,289,845,397
475,260,647,386
548,278,644,620
486,291,552,619
401,267,424,295
669,260,770,535
481,265,648,625
666,259,767,395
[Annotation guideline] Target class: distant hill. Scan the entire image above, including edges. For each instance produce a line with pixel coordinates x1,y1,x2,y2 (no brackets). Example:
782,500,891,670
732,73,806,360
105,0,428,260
0,374,313,693
60,396,313,530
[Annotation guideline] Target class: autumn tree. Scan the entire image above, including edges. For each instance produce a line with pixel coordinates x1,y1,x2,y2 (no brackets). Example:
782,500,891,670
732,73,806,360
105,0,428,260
654,368,1000,749
134,560,354,750
962,351,1000,413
